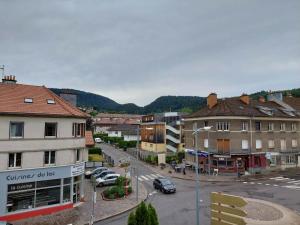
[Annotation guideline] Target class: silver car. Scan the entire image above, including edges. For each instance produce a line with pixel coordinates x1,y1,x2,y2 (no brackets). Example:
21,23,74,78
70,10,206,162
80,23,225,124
96,174,120,187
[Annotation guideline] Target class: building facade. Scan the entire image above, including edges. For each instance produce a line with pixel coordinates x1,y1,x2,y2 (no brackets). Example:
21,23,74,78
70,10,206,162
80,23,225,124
184,93,300,174
140,112,185,155
107,124,140,141
0,77,88,222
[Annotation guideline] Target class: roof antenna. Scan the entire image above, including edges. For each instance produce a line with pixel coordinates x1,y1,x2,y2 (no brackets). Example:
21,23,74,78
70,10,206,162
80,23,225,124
0,65,4,78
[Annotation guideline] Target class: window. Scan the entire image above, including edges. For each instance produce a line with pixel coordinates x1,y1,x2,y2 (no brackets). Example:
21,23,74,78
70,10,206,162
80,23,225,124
204,139,208,149
280,123,286,131
204,121,208,127
268,140,275,149
8,153,22,168
292,123,297,132
72,123,85,137
76,149,81,162
280,139,287,151
47,99,55,104
292,139,298,148
256,140,262,149
268,122,274,131
44,151,55,165
241,121,248,131
10,122,24,138
255,121,261,131
242,140,249,150
216,122,230,131
24,98,33,103
286,155,295,164
45,123,57,137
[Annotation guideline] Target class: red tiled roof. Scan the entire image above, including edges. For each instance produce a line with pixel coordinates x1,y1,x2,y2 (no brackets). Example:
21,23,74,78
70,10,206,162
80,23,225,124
85,131,95,147
283,96,300,111
0,83,88,118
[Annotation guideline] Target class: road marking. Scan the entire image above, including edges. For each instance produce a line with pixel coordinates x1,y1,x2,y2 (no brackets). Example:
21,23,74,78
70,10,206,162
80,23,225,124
265,184,270,186
141,175,149,181
287,180,299,184
250,182,255,184
148,191,157,196
284,186,300,190
138,177,143,181
292,182,300,185
151,174,159,178
270,176,283,179
156,174,163,178
145,175,154,180
243,182,248,184
257,183,262,185
273,184,279,187
273,177,290,181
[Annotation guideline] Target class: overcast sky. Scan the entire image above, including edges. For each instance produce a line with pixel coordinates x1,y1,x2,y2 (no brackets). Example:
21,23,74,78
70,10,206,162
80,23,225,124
0,0,299,106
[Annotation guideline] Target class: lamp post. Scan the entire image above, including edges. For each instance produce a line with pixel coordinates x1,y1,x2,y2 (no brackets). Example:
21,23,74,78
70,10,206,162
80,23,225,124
135,127,140,202
205,126,213,176
193,126,213,225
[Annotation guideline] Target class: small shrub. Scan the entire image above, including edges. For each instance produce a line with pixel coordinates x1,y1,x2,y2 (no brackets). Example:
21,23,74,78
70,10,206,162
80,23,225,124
88,147,102,155
108,193,115,199
127,186,133,193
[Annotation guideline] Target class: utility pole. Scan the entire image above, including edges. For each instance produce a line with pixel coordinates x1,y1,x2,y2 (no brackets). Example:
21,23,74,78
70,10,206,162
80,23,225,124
193,128,200,225
90,177,96,225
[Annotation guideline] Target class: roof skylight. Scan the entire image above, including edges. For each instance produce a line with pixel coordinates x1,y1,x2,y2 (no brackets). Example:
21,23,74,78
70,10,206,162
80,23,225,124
24,98,33,103
47,99,55,104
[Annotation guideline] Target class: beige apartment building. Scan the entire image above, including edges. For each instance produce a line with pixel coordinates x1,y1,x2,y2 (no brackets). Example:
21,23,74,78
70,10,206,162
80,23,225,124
184,92,300,174
0,76,88,223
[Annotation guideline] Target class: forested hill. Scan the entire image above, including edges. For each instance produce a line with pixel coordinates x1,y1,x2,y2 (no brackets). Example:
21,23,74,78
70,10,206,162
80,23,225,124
50,88,205,114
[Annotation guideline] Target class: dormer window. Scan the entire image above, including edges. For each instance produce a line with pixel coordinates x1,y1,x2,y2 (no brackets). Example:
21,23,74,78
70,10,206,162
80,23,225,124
47,99,55,104
24,98,33,103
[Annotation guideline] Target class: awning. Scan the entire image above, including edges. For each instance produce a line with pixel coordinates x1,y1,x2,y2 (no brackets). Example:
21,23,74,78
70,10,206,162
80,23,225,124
185,148,209,157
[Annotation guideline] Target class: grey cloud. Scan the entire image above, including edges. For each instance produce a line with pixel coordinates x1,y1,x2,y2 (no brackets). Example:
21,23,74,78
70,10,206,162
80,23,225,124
0,0,299,106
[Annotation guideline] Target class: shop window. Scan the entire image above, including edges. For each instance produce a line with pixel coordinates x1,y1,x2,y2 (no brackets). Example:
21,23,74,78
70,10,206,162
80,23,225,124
37,179,61,188
45,123,57,137
64,178,71,185
63,185,71,203
44,151,56,165
7,190,35,212
218,160,226,167
8,153,22,168
10,122,24,138
254,156,261,167
212,160,218,166
227,160,233,167
35,187,61,208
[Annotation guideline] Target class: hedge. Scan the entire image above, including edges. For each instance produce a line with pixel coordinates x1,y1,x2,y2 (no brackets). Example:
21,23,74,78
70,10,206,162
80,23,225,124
88,147,102,155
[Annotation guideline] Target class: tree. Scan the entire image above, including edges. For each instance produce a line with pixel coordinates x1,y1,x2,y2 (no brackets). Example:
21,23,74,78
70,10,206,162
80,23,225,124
127,212,136,225
128,202,159,225
148,204,159,225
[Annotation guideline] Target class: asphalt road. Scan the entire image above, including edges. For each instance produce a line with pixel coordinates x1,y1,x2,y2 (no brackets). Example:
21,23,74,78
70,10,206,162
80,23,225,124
96,144,300,225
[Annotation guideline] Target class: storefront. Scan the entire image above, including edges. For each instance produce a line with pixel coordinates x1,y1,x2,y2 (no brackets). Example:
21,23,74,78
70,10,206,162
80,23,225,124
0,163,85,222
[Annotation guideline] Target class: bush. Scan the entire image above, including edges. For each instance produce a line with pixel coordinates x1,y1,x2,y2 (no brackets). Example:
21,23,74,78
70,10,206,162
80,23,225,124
93,133,108,139
127,186,133,194
116,176,130,186
177,151,185,163
88,147,102,155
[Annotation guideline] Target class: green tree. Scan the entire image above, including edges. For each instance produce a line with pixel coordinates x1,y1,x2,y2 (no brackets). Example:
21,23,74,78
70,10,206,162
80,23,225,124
127,212,136,225
135,202,149,225
148,203,159,225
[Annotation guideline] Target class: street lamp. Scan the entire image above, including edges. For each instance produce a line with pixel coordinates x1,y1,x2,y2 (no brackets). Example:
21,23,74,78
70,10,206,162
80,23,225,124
192,125,212,225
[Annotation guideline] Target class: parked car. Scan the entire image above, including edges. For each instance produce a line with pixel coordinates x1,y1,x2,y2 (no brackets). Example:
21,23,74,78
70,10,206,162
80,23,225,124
96,174,120,187
93,170,116,180
153,178,176,194
85,167,108,179
95,137,103,143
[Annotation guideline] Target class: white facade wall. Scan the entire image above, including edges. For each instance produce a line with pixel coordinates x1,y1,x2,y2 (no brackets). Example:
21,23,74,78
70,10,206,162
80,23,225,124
124,135,139,141
108,131,122,137
0,116,87,171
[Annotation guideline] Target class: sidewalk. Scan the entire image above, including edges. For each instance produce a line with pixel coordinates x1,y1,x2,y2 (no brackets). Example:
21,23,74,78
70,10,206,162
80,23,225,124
244,198,300,225
146,164,237,182
13,167,148,225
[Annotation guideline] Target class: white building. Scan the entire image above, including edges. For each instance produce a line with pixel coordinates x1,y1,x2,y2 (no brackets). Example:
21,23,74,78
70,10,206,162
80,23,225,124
107,124,139,141
0,76,88,223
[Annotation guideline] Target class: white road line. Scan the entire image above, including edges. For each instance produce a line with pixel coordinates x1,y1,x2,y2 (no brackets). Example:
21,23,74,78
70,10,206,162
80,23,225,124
287,180,299,184
270,176,284,180
250,182,255,184
292,182,300,185
273,184,279,187
265,184,270,186
273,177,290,181
145,175,155,180
138,177,143,181
156,174,163,178
284,186,300,190
151,174,159,178
257,183,262,185
243,182,248,184
141,175,149,181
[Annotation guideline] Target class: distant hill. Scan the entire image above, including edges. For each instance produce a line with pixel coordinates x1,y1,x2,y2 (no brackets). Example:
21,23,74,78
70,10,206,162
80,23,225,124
50,88,205,114
51,87,300,115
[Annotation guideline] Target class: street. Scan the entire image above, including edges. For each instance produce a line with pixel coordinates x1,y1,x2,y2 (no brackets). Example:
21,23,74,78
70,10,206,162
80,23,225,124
96,144,300,225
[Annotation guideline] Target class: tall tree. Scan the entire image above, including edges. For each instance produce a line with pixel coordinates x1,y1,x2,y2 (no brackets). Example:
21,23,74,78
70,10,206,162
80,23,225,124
127,212,136,225
135,202,149,225
148,203,159,225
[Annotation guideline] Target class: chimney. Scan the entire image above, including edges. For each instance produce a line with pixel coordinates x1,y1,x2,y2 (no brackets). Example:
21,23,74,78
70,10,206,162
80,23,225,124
240,93,250,105
258,96,265,103
2,75,17,84
207,93,217,109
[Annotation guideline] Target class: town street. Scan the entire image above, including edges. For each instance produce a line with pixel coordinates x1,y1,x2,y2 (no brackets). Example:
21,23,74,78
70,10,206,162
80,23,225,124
96,144,300,225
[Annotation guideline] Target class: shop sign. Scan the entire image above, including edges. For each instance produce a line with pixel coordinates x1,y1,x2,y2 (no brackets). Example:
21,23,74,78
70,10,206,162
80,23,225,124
8,182,35,192
71,162,85,177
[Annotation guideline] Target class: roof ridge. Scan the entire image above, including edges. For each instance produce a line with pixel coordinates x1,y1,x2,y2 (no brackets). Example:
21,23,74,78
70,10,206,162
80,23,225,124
42,86,88,118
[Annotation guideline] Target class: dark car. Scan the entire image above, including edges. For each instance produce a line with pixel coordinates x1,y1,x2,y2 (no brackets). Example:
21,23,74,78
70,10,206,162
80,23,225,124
153,178,176,194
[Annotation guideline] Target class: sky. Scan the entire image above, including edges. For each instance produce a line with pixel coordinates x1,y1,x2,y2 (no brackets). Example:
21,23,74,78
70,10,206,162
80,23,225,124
0,0,299,106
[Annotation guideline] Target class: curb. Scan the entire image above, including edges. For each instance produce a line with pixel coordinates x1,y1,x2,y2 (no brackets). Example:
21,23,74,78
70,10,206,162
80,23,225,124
84,183,148,225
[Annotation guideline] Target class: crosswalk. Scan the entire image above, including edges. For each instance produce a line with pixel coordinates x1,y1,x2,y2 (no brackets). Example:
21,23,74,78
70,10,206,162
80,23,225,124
133,173,163,182
242,176,300,190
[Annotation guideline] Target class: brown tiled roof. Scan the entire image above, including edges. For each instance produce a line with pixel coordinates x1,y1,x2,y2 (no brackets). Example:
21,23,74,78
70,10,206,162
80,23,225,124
85,131,95,147
107,124,138,135
94,117,141,125
186,97,300,119
283,96,300,111
0,83,88,118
